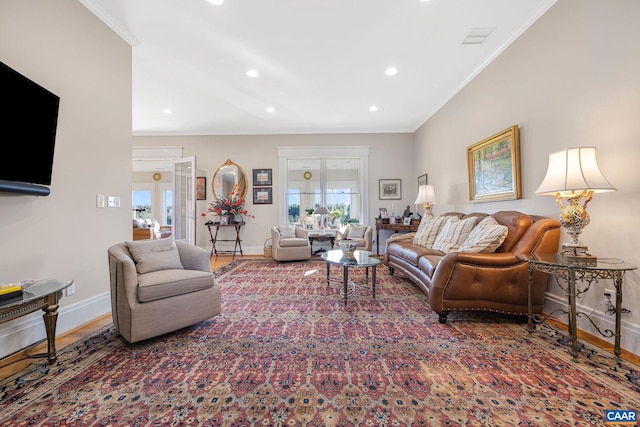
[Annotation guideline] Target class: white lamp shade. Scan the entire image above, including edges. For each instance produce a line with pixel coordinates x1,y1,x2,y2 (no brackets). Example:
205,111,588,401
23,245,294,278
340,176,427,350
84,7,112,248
414,185,437,204
535,147,616,197
313,206,331,215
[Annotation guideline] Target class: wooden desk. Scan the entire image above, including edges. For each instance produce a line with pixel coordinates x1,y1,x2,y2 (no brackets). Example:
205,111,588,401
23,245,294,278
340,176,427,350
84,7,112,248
375,222,419,255
0,279,73,364
206,221,245,259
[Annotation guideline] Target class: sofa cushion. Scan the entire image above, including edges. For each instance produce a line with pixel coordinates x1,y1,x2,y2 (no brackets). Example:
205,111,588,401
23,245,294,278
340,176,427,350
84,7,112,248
348,224,367,238
458,216,509,253
432,217,476,253
125,237,184,274
387,241,441,266
277,224,296,238
412,215,451,248
279,237,310,247
137,269,213,302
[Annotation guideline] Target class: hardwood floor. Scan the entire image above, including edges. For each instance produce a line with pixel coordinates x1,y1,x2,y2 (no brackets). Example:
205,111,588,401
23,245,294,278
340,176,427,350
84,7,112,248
1,254,638,380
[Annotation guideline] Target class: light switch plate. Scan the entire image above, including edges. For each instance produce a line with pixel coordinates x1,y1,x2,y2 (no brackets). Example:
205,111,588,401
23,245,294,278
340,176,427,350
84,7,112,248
96,194,105,208
107,196,120,208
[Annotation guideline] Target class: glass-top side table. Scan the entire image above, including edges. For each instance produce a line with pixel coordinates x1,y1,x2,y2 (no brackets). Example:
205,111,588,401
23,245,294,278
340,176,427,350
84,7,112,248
321,249,381,305
0,278,73,364
518,253,636,361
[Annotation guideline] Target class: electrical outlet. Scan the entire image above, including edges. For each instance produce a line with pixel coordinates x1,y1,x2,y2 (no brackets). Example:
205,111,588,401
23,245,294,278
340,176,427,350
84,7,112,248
66,283,76,296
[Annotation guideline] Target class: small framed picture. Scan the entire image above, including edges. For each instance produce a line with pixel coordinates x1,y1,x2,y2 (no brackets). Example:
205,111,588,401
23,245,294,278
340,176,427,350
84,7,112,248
253,169,272,186
417,174,428,187
219,215,229,225
253,187,273,204
379,179,401,200
403,217,412,225
379,208,388,218
196,177,206,201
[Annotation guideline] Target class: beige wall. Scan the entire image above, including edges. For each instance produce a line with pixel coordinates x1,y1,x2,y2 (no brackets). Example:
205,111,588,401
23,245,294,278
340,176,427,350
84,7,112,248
0,0,132,358
414,0,640,354
133,133,415,253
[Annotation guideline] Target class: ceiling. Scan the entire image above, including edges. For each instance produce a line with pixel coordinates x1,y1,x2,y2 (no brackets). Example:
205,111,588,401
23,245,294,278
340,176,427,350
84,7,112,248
83,0,556,136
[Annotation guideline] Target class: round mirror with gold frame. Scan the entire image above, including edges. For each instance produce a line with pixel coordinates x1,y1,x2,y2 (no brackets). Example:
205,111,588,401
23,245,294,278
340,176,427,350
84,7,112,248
212,159,248,201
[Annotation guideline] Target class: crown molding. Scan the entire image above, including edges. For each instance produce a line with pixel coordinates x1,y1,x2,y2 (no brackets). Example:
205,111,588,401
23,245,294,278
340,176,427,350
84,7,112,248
79,0,140,47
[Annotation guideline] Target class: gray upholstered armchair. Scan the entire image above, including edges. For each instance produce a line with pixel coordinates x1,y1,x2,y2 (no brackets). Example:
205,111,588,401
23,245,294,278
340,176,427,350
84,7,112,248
335,224,373,251
271,225,312,261
107,238,221,343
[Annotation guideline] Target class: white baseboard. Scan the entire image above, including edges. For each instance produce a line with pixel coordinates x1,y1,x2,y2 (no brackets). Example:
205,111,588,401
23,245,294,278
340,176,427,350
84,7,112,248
544,291,640,357
0,292,112,360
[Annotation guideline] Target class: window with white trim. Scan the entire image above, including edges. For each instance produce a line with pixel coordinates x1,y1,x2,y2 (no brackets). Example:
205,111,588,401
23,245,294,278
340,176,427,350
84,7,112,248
278,147,369,225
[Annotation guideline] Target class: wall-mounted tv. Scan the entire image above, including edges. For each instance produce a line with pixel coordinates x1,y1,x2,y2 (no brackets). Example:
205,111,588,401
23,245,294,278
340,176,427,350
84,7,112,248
0,62,60,196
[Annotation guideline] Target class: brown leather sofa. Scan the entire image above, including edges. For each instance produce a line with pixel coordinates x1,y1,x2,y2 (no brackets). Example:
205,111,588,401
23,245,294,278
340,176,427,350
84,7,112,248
383,211,560,323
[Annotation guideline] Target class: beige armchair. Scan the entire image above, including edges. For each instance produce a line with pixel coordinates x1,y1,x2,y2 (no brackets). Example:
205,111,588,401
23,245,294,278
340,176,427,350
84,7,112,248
107,238,221,343
335,224,373,251
271,225,312,261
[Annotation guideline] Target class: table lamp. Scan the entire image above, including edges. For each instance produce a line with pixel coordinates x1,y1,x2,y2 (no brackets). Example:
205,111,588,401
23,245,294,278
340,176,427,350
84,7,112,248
535,147,616,261
414,185,437,217
313,206,331,231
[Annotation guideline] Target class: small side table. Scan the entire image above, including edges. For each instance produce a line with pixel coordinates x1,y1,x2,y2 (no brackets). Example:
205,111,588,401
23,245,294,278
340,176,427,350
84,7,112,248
321,250,381,305
206,221,245,259
518,253,636,361
0,279,73,364
308,230,336,254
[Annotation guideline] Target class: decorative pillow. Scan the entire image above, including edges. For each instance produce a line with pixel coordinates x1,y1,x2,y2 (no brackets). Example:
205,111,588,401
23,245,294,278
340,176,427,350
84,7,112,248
432,217,477,253
125,236,184,275
412,215,451,248
277,224,296,239
458,216,508,253
144,218,161,231
132,218,147,229
348,224,367,239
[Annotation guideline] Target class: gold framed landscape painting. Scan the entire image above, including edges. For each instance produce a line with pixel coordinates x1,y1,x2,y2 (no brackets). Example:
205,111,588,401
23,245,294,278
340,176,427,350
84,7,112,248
467,125,521,202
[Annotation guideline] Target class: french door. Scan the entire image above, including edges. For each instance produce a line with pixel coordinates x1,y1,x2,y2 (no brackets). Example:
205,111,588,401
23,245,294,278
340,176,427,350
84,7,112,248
172,156,196,244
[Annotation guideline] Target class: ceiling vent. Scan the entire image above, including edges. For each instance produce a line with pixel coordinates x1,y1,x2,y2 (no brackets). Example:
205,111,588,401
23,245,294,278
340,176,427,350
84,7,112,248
462,27,495,45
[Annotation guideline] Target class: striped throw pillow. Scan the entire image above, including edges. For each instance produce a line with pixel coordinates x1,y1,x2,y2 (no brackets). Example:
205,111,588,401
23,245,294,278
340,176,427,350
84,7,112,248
412,215,452,248
432,217,477,253
458,216,508,253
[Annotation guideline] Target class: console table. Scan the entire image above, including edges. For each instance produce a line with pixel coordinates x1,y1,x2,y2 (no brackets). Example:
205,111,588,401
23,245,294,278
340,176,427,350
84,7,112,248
206,221,245,258
375,222,419,254
518,253,636,361
0,279,73,364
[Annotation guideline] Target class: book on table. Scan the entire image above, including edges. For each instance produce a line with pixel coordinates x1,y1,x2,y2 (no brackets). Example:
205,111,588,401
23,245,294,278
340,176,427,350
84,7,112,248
0,282,24,302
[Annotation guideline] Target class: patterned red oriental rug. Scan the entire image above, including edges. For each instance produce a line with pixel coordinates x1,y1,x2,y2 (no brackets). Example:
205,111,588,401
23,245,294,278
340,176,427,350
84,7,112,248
1,259,639,426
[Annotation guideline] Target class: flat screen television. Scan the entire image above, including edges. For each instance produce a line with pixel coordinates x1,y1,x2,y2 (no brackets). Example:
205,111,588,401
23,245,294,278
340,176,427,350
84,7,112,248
0,61,60,196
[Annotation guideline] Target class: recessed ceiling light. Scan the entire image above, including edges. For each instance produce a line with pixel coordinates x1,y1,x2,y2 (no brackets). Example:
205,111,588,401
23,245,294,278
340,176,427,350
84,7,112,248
266,106,275,113
162,109,173,115
385,67,398,76
246,69,259,78
369,105,378,112
207,0,224,5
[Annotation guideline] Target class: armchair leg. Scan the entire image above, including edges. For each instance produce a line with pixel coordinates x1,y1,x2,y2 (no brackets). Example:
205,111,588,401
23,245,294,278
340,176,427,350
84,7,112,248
438,312,449,324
